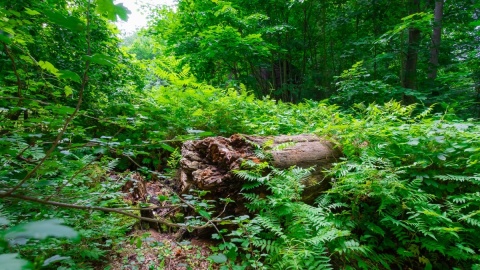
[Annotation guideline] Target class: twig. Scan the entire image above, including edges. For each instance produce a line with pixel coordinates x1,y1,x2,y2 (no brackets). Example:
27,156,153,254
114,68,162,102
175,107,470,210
0,96,51,105
0,193,216,230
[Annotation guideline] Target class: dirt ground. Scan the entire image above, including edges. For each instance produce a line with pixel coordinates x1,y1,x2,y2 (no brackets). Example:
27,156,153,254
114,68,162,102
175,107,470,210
106,229,218,270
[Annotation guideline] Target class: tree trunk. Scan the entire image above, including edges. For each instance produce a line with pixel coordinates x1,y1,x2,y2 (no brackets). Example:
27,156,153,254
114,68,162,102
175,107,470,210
403,0,421,104
177,134,342,208
428,0,444,80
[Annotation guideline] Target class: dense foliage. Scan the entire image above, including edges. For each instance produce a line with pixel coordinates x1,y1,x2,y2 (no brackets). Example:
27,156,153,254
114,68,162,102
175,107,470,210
0,0,479,269
148,0,479,110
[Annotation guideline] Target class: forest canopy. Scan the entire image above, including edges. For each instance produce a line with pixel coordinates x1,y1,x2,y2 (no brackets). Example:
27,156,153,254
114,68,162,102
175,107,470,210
0,0,479,269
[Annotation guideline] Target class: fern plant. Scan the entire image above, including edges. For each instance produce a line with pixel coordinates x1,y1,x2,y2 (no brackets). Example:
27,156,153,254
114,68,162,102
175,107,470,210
231,160,351,269
322,101,480,269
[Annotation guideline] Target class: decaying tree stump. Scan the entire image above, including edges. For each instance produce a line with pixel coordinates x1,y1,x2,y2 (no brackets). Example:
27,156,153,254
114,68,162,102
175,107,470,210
122,172,159,230
178,134,342,205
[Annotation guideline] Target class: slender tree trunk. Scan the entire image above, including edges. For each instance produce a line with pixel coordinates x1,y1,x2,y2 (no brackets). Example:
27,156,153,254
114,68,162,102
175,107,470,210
322,5,328,89
428,0,443,80
373,0,378,80
402,0,421,104
302,2,307,76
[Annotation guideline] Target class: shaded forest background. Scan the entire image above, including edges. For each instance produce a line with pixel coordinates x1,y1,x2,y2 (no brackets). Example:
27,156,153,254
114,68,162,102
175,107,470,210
134,0,480,112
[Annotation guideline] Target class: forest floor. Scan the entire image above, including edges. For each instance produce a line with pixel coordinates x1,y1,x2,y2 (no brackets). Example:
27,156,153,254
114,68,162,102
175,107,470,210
106,176,218,270
107,229,216,270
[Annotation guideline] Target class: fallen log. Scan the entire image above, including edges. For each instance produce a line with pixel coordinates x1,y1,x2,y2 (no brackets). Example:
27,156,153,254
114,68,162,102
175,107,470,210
177,134,342,206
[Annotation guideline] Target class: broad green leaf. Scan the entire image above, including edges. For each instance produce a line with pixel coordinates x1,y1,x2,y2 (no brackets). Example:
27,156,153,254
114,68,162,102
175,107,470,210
19,55,33,64
24,8,40,16
95,0,130,22
114,4,130,21
4,219,80,245
83,53,117,66
44,10,85,31
58,70,81,83
64,86,73,97
209,253,227,263
38,61,59,75
0,253,32,270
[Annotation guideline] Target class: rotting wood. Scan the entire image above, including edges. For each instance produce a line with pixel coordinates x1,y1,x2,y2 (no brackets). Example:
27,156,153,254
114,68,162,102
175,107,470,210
178,134,342,206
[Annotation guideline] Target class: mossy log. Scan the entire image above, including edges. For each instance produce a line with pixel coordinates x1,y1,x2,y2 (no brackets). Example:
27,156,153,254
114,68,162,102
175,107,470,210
177,134,342,204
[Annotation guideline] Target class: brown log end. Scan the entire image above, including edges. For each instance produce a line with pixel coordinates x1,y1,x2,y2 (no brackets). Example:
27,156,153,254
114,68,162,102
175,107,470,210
177,134,342,206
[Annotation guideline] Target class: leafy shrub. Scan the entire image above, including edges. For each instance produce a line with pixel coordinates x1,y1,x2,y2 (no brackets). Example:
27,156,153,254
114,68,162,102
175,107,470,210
322,102,480,268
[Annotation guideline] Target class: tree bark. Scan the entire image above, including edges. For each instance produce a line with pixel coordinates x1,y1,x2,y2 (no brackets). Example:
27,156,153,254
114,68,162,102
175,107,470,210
177,134,342,207
403,0,421,104
428,0,443,80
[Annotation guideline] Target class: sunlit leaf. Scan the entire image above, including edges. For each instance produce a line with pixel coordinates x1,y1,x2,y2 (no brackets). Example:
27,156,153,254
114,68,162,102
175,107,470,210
38,60,59,75
24,8,40,16
64,86,73,97
95,0,130,22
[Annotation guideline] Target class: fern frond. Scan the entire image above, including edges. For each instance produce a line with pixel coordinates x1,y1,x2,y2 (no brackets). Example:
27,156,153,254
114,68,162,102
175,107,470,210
435,174,480,183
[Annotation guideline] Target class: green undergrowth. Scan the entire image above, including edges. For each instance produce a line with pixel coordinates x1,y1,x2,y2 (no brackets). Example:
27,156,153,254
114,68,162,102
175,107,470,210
207,102,480,269
2,28,479,268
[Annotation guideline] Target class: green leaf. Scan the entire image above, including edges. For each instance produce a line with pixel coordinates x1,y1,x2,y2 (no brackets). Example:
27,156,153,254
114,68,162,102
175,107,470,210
42,255,70,267
0,253,32,269
38,61,59,75
4,219,80,245
198,209,211,219
0,33,12,44
199,131,216,137
437,154,446,161
469,20,480,27
44,10,85,31
24,8,40,16
64,86,73,97
83,53,117,66
160,143,175,152
58,70,81,83
158,195,169,202
95,0,130,22
136,237,142,248
209,253,227,263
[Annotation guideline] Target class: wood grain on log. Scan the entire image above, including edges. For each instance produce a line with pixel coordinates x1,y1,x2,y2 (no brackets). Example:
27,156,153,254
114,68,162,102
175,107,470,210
178,134,342,204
